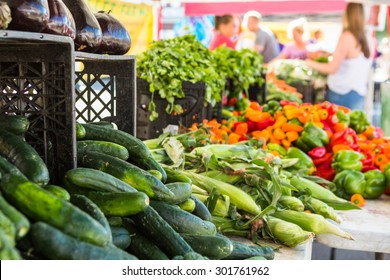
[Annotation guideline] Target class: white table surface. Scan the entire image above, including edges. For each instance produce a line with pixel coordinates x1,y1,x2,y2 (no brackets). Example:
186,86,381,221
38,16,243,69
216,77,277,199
316,195,390,254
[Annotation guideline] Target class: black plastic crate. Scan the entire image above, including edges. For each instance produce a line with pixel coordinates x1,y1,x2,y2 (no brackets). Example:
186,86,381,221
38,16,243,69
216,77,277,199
289,82,315,104
0,31,76,183
74,53,136,135
137,78,207,140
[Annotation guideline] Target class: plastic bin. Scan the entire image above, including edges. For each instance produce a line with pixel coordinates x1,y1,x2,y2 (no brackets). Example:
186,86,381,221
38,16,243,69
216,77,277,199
0,31,76,183
136,78,207,140
74,53,136,135
289,82,315,103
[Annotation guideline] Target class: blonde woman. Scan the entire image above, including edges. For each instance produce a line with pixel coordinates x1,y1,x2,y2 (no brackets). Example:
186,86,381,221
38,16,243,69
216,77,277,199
306,3,373,110
278,18,309,60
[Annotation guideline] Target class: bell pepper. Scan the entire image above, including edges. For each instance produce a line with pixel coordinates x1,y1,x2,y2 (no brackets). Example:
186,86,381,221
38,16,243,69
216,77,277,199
362,169,385,199
308,147,327,159
333,170,366,199
332,150,363,173
383,163,390,196
246,120,258,133
329,128,358,150
267,143,286,156
349,110,370,134
315,161,335,181
262,100,282,115
361,152,373,167
288,118,303,126
257,118,275,131
312,152,333,166
295,122,329,152
236,98,251,112
285,147,315,174
336,110,350,125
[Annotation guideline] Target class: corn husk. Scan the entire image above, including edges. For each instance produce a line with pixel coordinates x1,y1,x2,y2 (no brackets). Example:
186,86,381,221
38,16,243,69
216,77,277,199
193,193,230,217
278,196,304,212
267,217,314,247
307,198,342,223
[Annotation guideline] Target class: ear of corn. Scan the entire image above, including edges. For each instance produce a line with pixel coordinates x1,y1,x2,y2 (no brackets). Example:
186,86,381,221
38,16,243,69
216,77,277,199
200,170,242,185
307,197,342,224
278,196,304,212
266,217,314,247
272,209,353,240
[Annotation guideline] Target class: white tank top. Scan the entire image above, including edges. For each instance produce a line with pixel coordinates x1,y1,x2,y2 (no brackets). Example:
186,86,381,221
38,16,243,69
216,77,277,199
327,53,372,96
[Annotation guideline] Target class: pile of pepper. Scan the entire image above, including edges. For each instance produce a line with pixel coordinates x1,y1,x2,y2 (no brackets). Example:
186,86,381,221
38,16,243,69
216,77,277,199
191,100,390,203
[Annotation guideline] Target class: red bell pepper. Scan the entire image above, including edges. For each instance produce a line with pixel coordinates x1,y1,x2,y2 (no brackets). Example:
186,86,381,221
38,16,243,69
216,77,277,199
308,147,327,159
312,152,333,166
228,97,238,107
257,119,275,131
362,165,378,173
280,100,299,107
361,152,373,167
239,135,248,142
321,120,334,134
247,120,258,133
330,128,359,150
315,162,336,181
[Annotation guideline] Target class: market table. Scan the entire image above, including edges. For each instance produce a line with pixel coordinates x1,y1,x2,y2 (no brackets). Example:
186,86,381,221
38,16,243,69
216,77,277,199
316,195,390,260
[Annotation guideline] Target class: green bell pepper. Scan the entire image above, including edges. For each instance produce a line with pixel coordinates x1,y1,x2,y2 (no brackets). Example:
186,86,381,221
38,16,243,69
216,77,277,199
332,150,363,173
363,170,385,199
295,122,329,152
285,147,315,174
262,100,282,115
333,170,366,199
236,98,251,112
336,110,350,125
288,118,303,126
348,110,370,134
267,143,286,156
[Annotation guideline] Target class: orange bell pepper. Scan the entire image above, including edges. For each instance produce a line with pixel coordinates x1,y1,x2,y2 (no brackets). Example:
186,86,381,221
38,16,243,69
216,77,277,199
234,122,248,135
357,134,367,142
333,123,348,132
249,101,262,111
374,154,389,167
228,133,241,144
273,128,286,140
286,131,299,142
269,134,281,145
273,116,287,129
318,109,329,121
252,130,270,142
282,139,291,149
298,113,310,124
312,121,324,129
282,123,303,133
332,144,353,154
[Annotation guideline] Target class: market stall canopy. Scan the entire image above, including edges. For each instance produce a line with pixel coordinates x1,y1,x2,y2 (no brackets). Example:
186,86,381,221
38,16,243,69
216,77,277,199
183,0,348,16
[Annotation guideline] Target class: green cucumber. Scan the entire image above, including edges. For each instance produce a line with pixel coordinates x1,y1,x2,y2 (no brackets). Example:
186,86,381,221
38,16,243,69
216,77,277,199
88,121,117,129
107,217,123,227
0,230,21,260
183,252,207,260
85,192,149,217
0,155,25,176
150,200,216,235
165,182,192,204
245,256,267,260
131,206,193,258
164,168,192,184
64,168,137,194
123,219,169,260
0,195,30,240
148,170,162,181
31,222,138,260
77,140,129,161
128,156,167,183
78,152,174,201
0,128,49,186
0,173,110,246
222,241,274,260
179,199,196,212
190,195,213,222
0,115,29,135
180,233,233,260
76,123,86,139
0,210,16,243
70,194,112,242
110,226,131,250
45,185,70,201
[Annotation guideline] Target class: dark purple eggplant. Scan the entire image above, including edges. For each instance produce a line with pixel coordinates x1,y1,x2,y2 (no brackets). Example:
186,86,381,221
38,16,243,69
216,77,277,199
62,0,102,53
43,0,75,39
7,0,49,32
0,1,12,29
94,11,131,55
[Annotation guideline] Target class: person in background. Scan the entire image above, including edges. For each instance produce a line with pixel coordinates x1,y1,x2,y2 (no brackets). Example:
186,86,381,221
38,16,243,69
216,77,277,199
306,3,373,110
309,29,323,44
243,11,279,63
209,15,236,50
276,18,309,60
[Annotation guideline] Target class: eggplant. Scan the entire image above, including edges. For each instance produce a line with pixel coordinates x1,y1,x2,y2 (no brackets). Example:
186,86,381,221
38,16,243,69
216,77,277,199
43,0,75,39
0,1,11,29
62,0,102,53
7,0,49,32
94,11,131,55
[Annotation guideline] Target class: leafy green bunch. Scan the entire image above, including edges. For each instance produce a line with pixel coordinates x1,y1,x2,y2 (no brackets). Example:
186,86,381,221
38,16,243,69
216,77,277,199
137,35,225,121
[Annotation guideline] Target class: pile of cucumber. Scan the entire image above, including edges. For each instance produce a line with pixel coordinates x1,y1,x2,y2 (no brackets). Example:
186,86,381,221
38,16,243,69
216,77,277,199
0,116,274,260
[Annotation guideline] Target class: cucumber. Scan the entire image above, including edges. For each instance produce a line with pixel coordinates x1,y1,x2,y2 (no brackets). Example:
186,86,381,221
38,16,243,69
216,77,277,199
190,195,213,222
107,217,123,227
0,195,30,240
85,192,149,217
88,121,117,129
0,210,16,243
70,194,112,242
45,185,70,201
222,241,274,260
164,182,192,204
76,123,86,139
0,155,25,176
164,168,192,184
31,222,138,260
110,226,131,250
245,256,267,260
130,206,193,258
81,124,167,181
123,219,169,260
179,199,196,212
78,152,174,201
183,252,208,260
128,156,167,183
150,200,216,235
0,230,21,260
64,168,137,193
0,128,49,186
0,115,29,135
0,173,110,246
77,140,129,161
180,233,233,259
148,170,162,181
